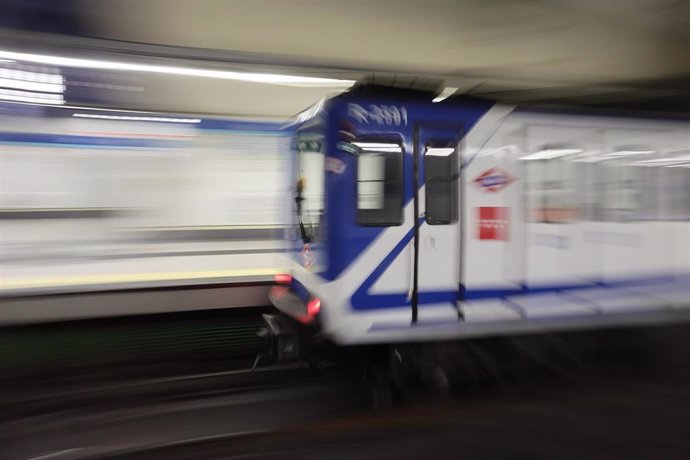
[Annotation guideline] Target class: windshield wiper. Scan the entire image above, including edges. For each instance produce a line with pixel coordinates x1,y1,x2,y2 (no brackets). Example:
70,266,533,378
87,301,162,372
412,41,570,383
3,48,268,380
295,184,312,243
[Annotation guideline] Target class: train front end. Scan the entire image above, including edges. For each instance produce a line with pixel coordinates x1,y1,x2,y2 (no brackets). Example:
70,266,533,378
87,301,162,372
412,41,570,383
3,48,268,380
264,100,332,361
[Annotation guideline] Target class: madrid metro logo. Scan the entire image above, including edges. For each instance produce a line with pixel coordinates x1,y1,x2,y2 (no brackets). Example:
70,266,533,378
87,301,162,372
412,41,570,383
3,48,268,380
472,167,515,193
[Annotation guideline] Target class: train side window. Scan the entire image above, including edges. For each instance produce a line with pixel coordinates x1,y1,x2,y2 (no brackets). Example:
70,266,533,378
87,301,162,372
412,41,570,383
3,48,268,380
354,142,403,226
599,148,656,221
425,146,457,224
665,164,690,220
521,146,580,223
654,151,690,220
599,162,636,222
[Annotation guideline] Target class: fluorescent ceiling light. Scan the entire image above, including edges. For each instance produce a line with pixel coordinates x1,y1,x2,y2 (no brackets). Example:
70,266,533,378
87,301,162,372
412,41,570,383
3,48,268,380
74,113,200,123
604,149,656,157
426,147,455,157
519,148,583,161
0,68,63,85
633,155,690,166
66,105,171,114
0,88,64,104
352,142,402,153
0,77,64,93
572,156,612,163
0,50,355,88
433,87,459,103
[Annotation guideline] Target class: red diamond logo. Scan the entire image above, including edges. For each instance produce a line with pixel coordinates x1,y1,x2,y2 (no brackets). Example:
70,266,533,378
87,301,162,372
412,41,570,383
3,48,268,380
473,167,515,193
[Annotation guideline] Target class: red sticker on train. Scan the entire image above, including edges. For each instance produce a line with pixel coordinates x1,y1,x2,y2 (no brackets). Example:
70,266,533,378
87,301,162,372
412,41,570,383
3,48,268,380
477,207,509,241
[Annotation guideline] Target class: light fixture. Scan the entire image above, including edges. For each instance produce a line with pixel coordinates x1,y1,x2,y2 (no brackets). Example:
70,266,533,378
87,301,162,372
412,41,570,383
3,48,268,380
572,156,612,163
519,148,583,161
0,68,64,85
633,155,690,166
73,113,201,123
352,142,402,153
0,77,64,94
0,66,65,104
433,87,459,103
0,50,355,88
66,105,170,114
426,147,455,157
0,88,64,105
604,149,656,157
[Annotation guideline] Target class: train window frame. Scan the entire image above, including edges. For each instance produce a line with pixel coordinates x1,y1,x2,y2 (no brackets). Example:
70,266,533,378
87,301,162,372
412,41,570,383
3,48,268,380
424,144,458,225
351,139,404,227
294,122,326,242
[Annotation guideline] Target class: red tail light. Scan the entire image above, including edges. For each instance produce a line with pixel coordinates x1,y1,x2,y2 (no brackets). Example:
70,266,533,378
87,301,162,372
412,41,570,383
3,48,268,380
307,297,321,317
274,273,292,285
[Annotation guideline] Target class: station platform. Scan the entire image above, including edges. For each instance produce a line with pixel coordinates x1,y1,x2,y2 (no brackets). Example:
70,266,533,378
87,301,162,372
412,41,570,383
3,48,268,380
0,238,289,324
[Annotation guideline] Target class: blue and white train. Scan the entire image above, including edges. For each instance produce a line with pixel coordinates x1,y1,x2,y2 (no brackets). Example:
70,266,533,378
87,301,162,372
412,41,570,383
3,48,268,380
268,84,690,353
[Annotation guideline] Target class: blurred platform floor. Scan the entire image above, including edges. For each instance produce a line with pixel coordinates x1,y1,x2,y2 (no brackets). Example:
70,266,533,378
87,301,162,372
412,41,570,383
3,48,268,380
0,229,289,324
1,240,287,292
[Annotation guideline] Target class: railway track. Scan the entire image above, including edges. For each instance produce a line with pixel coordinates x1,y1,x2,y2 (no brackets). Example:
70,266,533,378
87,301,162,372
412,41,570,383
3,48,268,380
1,324,687,460
12,364,689,460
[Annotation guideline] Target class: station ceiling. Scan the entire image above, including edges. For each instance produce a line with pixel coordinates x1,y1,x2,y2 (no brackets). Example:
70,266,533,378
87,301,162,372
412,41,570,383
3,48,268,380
1,0,689,118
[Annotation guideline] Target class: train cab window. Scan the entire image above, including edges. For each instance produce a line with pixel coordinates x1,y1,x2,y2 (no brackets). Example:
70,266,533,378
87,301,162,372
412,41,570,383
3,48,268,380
424,146,458,224
353,142,403,226
296,130,325,240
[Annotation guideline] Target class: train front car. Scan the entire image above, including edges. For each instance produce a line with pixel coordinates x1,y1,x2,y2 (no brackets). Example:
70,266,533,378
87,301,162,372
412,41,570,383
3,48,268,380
317,90,499,345
266,84,690,367
266,86,499,356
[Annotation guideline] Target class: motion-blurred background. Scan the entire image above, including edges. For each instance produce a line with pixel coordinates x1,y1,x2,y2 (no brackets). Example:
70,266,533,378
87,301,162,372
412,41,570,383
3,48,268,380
0,2,689,459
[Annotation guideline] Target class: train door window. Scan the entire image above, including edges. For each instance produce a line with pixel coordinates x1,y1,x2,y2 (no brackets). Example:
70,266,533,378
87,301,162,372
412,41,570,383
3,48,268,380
424,145,458,224
354,142,403,226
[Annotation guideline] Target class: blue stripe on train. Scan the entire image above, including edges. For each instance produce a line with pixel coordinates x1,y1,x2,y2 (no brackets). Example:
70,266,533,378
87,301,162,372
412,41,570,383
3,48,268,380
351,219,458,310
350,273,684,311
463,274,680,301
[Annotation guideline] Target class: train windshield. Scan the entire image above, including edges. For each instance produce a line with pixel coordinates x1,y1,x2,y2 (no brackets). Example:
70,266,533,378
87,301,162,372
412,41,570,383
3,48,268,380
295,126,325,243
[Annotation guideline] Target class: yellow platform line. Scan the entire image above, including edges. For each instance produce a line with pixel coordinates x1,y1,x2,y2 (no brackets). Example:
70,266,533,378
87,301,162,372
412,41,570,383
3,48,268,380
0,207,141,212
128,225,284,231
0,267,281,291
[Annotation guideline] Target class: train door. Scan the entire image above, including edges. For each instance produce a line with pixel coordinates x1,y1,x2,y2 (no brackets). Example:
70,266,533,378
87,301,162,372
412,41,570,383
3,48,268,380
413,123,463,322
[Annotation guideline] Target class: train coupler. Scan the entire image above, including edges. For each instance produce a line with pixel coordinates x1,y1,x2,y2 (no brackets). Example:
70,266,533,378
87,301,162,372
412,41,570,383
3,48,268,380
258,313,302,362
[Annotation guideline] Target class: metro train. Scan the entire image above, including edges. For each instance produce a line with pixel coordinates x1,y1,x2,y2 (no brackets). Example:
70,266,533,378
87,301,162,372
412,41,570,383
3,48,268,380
266,84,690,366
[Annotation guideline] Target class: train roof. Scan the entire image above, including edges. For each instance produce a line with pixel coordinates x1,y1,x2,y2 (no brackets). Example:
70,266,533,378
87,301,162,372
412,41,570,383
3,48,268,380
292,83,690,127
